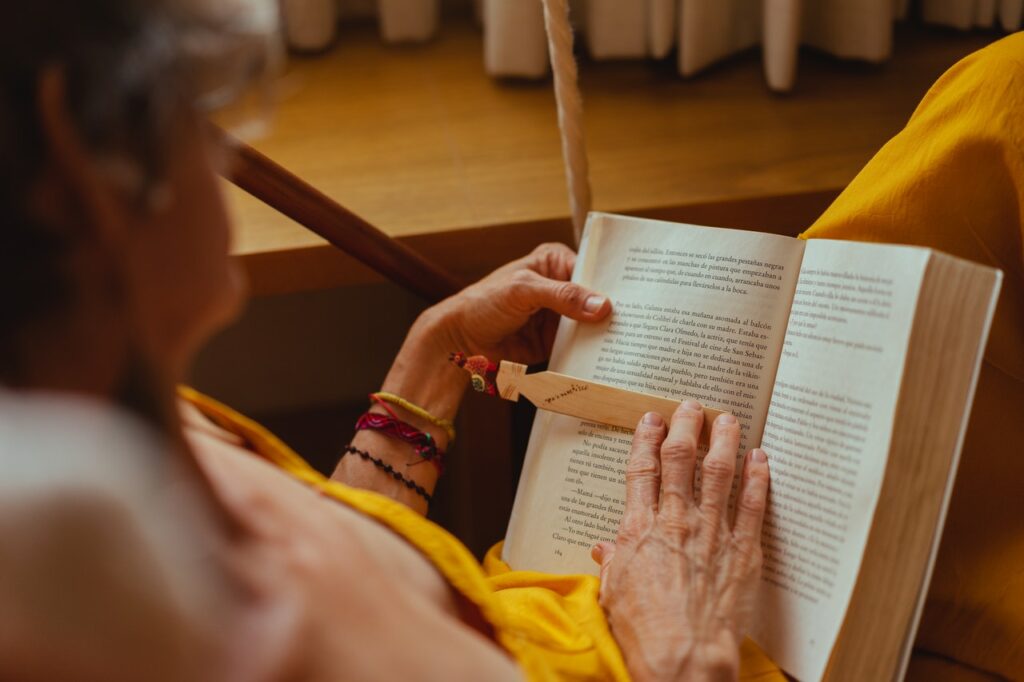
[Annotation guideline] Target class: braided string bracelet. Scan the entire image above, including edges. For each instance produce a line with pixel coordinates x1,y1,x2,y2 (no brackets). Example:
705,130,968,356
370,391,456,442
341,445,432,505
355,411,445,474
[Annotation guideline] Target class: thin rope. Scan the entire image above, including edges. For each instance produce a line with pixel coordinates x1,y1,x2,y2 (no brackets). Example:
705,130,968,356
541,0,592,246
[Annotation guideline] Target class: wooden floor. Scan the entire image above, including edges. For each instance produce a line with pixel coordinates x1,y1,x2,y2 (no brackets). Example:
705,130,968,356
229,18,996,295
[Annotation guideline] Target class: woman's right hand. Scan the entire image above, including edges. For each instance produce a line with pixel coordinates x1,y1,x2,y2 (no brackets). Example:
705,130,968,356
592,403,770,682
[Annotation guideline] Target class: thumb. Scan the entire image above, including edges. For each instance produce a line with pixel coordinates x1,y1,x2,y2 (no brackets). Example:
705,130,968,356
519,271,612,322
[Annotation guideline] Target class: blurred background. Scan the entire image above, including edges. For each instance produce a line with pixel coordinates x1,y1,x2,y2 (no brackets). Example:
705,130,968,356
191,0,1009,555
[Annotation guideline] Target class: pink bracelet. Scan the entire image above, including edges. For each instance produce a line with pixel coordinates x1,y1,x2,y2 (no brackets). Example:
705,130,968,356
355,411,445,474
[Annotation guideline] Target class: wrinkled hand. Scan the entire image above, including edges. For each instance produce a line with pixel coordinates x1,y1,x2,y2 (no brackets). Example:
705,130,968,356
425,242,612,365
592,403,770,682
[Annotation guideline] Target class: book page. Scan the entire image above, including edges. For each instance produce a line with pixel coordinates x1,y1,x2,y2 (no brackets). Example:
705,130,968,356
751,239,930,682
503,213,805,574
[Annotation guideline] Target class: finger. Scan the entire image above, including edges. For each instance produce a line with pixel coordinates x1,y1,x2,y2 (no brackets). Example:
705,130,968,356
697,412,741,527
591,541,617,603
656,400,703,521
732,449,770,547
510,269,612,322
622,412,666,531
526,242,576,281
591,541,616,571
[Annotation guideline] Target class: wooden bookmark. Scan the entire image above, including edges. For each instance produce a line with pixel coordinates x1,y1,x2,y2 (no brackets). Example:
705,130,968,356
495,361,723,443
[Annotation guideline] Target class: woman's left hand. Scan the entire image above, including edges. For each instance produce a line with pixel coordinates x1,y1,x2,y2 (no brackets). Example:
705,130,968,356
423,242,612,365
364,242,610,472
345,242,611,509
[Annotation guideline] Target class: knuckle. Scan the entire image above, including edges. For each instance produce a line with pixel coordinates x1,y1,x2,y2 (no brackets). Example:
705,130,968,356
532,242,561,257
660,436,698,463
509,268,537,287
508,269,538,300
534,241,573,263
553,281,584,307
738,484,768,515
531,243,570,273
701,456,735,483
660,513,692,538
633,425,666,448
626,457,660,480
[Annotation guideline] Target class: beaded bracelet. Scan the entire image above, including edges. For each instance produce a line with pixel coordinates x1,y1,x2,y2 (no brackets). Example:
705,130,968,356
355,411,445,474
449,351,499,396
370,392,456,442
341,445,432,505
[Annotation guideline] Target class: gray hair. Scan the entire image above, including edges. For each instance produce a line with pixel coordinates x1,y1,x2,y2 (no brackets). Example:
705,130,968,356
0,0,280,381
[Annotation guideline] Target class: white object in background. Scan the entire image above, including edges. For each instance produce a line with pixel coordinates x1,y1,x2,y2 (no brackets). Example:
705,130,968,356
763,0,801,91
379,0,440,42
649,0,677,58
802,0,893,63
586,0,648,59
541,0,591,243
483,0,549,77
282,0,338,51
1001,0,1024,29
678,0,762,77
921,0,977,29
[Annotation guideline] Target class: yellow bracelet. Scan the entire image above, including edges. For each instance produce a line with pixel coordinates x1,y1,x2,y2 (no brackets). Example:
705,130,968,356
371,392,456,442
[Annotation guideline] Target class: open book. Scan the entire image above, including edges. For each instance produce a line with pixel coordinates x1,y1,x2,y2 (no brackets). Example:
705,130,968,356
502,213,1002,682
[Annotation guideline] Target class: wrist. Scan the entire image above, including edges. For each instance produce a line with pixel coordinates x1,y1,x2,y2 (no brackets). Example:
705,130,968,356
621,631,739,682
676,648,739,682
631,654,737,682
381,308,469,426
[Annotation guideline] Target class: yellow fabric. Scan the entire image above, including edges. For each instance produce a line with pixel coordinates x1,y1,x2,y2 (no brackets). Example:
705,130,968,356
801,34,1024,679
178,386,782,681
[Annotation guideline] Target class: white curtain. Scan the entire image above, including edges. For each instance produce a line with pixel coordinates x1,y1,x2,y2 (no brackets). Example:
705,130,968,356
283,0,441,50
281,0,1023,91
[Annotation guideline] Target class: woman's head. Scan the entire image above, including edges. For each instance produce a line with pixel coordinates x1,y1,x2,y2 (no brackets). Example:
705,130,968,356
0,1,277,406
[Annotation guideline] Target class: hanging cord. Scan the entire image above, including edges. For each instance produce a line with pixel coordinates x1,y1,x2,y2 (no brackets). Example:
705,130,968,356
541,0,592,246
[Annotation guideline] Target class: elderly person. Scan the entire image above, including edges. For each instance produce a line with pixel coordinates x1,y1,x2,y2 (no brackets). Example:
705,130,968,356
0,1,771,680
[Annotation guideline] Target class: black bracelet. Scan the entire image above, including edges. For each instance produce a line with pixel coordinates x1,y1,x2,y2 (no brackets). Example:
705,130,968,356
341,445,433,505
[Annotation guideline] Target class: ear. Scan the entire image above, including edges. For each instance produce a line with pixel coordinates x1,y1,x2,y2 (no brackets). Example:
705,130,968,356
35,64,131,249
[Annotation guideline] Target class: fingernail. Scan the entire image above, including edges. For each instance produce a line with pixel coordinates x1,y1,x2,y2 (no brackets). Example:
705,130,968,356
682,400,702,411
716,412,737,425
583,295,607,314
642,412,663,426
751,449,767,463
